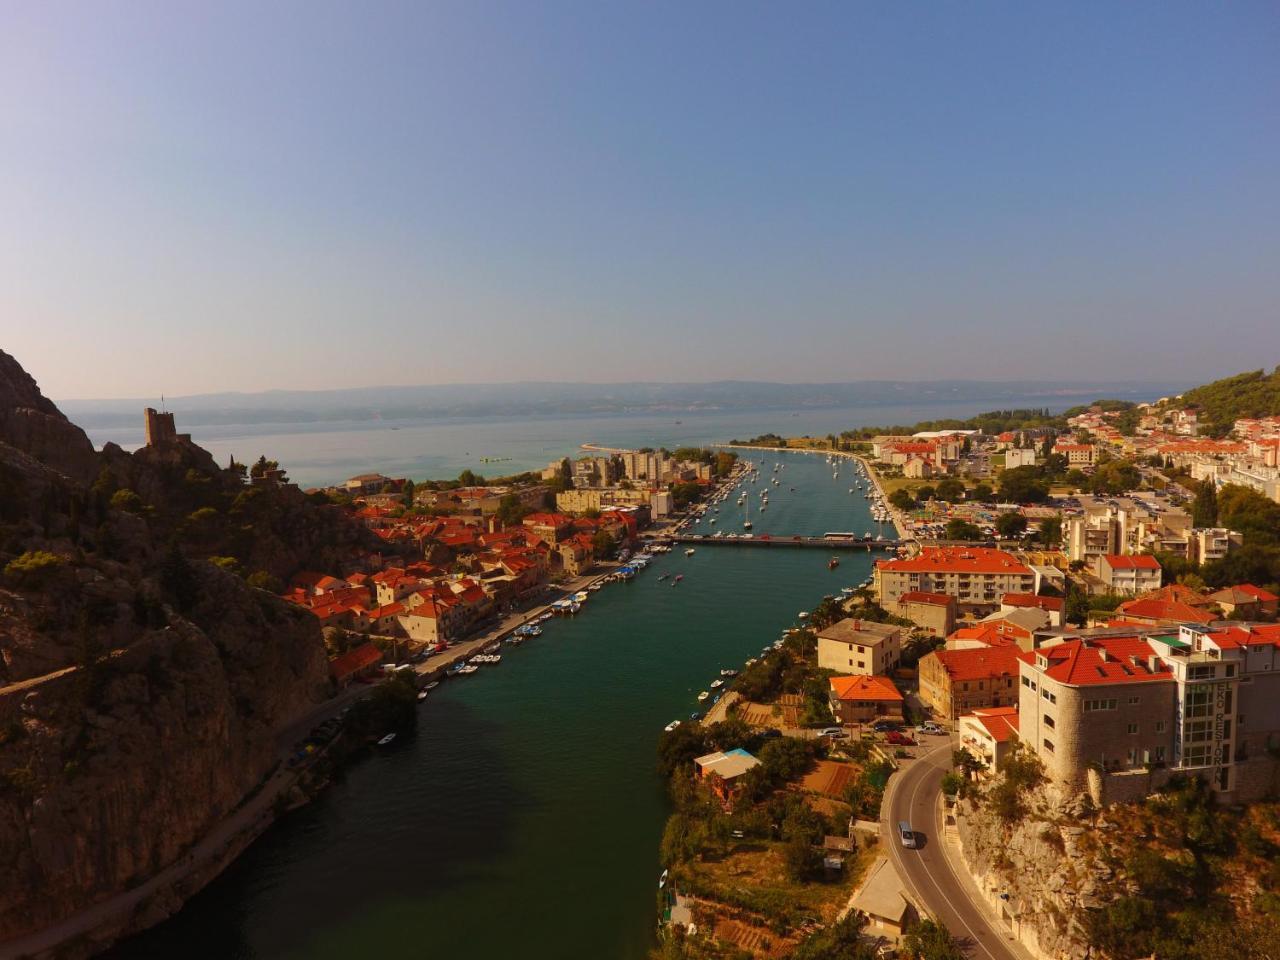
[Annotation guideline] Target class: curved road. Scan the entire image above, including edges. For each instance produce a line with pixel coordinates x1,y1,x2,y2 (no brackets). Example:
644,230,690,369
881,741,1025,960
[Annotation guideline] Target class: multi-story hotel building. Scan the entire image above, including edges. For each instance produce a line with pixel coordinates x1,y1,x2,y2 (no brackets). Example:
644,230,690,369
1015,624,1280,804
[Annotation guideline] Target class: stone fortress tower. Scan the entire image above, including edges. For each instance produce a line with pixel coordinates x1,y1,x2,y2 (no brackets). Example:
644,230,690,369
143,403,190,447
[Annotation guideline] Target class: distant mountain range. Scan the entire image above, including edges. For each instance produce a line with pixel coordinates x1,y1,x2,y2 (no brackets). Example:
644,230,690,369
58,379,1192,429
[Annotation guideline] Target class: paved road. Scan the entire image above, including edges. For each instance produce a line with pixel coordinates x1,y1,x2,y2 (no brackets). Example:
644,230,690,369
882,742,1025,960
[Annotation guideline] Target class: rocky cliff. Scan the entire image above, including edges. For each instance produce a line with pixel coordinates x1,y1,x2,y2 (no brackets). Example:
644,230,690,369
0,350,362,953
956,782,1106,960
955,763,1280,960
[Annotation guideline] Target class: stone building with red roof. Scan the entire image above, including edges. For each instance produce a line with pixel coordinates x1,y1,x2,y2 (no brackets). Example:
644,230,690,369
918,645,1022,720
1017,624,1280,803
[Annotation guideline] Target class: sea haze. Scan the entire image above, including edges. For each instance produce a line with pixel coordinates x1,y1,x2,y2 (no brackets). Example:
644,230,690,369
68,382,1186,489
59,379,1189,430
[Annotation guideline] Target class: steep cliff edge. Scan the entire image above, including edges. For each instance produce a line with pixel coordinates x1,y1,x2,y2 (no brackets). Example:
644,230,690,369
0,351,360,952
955,756,1280,960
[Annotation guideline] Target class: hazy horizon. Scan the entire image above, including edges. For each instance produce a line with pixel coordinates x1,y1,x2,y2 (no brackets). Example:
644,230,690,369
4,2,1279,398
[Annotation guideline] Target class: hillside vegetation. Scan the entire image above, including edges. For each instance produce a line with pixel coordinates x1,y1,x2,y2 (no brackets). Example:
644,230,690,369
1182,367,1280,436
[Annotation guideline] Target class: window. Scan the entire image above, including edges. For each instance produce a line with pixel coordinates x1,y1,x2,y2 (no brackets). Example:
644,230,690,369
1041,689,1057,704
1155,721,1165,733
1043,738,1055,753
1022,677,1031,688
1127,723,1138,734
1084,698,1118,712
1044,714,1055,729
1154,746,1166,762
1225,664,1235,678
1189,664,1216,681
1183,744,1210,766
1128,696,1140,706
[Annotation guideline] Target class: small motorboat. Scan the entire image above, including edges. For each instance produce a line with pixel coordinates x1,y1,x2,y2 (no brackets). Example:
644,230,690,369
697,691,710,702
673,574,684,584
658,573,669,581
685,548,696,557
828,557,840,570
416,690,429,701
425,681,440,690
720,669,739,677
377,733,396,746
710,679,724,689
798,611,809,620
664,720,681,732
658,869,669,889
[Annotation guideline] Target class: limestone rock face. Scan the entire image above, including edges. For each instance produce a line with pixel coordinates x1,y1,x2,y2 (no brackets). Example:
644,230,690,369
0,349,98,484
0,352,340,948
957,784,1116,960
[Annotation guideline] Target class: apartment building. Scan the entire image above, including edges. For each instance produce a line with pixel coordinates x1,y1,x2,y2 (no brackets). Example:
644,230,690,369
918,645,1022,720
816,618,904,676
1054,443,1097,466
874,547,1034,614
1099,554,1162,595
1189,527,1243,565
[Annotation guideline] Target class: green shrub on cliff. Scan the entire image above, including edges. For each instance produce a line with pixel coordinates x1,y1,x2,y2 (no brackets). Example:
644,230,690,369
3,550,65,588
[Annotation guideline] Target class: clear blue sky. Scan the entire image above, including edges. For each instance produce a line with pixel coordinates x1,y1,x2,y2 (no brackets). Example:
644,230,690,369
2,1,1277,399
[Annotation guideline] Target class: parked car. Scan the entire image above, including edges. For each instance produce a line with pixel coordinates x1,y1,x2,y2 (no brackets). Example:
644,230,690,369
759,728,783,739
886,731,917,746
817,727,847,739
872,720,901,732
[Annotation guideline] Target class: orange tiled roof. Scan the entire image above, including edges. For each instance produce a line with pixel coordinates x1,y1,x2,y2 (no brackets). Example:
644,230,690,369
1020,637,1172,687
828,674,904,702
880,547,1031,576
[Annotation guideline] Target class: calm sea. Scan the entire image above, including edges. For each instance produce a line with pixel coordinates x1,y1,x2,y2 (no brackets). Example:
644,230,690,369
86,395,1095,488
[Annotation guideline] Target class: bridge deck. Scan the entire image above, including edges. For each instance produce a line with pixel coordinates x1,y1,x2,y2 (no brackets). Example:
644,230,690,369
663,534,903,550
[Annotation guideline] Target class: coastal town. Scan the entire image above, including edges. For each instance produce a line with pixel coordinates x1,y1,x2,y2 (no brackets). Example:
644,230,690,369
4,364,1280,960
254,384,1280,960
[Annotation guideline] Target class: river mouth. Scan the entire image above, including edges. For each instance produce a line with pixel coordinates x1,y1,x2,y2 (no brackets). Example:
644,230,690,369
103,449,878,960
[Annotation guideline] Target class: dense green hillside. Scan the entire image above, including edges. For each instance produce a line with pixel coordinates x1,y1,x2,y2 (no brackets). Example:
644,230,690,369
1183,367,1280,436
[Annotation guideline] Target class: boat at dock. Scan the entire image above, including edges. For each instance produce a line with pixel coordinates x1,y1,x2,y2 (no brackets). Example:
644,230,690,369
697,691,710,702
377,733,396,746
664,720,681,732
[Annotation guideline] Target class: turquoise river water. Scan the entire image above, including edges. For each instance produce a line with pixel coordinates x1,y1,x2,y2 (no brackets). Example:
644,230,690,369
105,450,881,959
